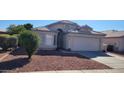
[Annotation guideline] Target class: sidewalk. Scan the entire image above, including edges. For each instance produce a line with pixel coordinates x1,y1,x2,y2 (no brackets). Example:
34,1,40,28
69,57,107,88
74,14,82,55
39,69,124,73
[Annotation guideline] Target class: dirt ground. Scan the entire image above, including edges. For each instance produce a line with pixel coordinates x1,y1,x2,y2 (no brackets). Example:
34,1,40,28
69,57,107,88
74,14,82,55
0,49,111,73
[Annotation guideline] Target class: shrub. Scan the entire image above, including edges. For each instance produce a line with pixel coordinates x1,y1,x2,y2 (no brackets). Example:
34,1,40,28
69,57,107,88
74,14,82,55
19,31,41,59
8,36,18,48
24,23,33,30
0,34,18,51
7,25,26,34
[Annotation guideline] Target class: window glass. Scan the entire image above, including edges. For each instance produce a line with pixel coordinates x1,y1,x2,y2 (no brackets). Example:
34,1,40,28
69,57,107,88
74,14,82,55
53,35,56,45
45,35,53,45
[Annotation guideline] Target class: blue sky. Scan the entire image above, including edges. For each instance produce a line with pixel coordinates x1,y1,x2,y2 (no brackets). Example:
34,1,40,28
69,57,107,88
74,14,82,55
0,20,124,31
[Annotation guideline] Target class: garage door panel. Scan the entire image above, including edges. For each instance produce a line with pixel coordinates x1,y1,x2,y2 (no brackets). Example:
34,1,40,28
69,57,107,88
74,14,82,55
70,37,100,51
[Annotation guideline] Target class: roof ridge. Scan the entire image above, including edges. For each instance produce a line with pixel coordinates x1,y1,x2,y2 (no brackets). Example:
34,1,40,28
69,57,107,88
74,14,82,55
46,20,80,27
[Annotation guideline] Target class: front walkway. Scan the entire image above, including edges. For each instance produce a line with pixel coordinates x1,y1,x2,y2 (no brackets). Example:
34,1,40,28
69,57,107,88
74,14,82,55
107,52,124,60
79,51,124,69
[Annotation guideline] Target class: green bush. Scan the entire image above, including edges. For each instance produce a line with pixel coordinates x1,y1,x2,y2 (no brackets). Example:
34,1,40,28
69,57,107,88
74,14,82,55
19,31,41,59
0,34,18,51
7,25,26,34
8,36,18,48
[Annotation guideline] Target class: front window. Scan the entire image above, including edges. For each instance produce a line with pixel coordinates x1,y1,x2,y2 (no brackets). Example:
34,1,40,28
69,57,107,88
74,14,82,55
53,35,56,45
45,35,54,46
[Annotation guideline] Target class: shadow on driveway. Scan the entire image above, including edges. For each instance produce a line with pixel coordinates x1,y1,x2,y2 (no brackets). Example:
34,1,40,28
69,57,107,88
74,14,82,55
79,51,112,58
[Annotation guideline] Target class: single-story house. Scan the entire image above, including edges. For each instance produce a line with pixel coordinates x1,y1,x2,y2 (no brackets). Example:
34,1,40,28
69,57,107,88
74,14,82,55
102,30,124,52
32,20,105,51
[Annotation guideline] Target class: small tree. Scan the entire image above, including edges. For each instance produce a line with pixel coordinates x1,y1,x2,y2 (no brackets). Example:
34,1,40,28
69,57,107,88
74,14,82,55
7,24,16,32
7,25,26,34
24,23,33,30
19,31,41,59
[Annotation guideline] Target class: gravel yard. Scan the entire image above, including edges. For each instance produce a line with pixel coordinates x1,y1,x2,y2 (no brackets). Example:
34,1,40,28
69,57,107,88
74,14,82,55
0,49,111,73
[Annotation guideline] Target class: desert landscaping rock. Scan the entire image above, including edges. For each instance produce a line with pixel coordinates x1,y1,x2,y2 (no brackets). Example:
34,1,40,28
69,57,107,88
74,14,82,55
0,50,111,73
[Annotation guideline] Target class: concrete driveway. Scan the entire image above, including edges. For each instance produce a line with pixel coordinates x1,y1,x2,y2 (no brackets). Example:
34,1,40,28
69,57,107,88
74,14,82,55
79,51,124,69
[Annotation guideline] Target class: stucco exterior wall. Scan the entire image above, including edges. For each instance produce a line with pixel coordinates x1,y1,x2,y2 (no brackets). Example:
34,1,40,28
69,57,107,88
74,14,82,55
119,37,124,51
32,21,105,51
34,31,58,50
64,33,103,51
33,30,104,51
103,37,124,51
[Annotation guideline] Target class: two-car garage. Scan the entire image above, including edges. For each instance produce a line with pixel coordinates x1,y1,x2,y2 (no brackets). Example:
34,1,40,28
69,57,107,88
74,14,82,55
65,33,102,51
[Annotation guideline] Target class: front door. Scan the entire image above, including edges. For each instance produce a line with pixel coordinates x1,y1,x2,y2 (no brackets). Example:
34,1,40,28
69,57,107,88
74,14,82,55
107,45,114,52
57,29,64,50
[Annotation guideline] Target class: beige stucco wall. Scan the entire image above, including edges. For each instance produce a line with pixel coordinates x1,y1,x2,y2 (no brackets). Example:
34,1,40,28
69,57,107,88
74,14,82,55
122,38,124,50
64,33,104,51
33,30,104,51
103,37,124,51
34,31,58,50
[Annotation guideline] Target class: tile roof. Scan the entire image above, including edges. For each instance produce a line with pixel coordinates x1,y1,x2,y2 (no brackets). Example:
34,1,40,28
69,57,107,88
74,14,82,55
46,20,80,27
91,31,106,36
57,20,77,24
33,20,105,36
102,30,124,37
32,27,50,31
80,25,93,30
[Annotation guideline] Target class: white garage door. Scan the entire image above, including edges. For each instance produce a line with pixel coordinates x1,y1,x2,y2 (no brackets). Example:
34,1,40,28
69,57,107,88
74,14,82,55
69,37,100,51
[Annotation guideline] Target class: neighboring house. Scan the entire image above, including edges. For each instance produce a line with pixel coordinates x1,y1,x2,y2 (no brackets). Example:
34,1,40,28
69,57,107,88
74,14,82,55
33,20,105,51
0,29,8,34
102,30,124,52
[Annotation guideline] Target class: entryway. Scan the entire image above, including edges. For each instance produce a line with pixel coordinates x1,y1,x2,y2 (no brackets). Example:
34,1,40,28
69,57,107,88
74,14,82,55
57,29,64,50
107,45,114,52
